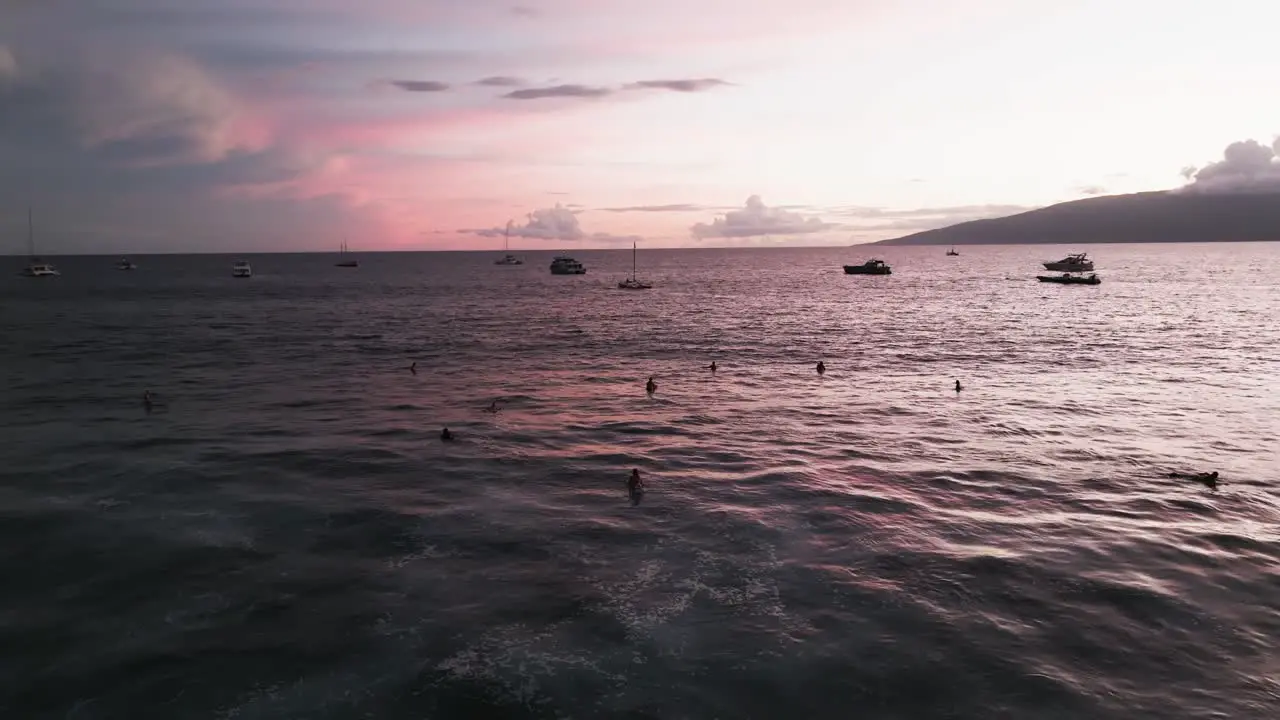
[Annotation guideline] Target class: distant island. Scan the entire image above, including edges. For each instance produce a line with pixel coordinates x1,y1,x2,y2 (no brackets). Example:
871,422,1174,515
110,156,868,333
872,190,1280,245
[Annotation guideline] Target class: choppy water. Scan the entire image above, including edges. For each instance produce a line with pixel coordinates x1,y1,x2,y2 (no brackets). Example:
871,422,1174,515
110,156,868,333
2,244,1278,719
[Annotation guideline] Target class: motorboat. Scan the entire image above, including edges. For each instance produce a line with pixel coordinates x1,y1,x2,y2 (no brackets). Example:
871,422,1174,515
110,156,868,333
550,256,586,275
617,241,652,290
18,208,59,277
335,240,358,267
1043,253,1093,272
494,221,523,265
116,258,137,271
232,260,252,278
20,262,59,278
946,247,959,256
1037,273,1100,285
843,259,892,275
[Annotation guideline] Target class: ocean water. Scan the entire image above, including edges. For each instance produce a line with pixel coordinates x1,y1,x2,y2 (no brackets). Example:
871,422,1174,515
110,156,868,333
1,243,1278,719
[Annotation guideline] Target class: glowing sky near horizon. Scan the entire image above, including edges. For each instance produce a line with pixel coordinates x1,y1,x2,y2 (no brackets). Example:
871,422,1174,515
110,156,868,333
1,0,1279,253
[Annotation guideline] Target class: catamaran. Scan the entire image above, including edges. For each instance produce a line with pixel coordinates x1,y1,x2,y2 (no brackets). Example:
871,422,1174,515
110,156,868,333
19,208,59,278
618,241,652,290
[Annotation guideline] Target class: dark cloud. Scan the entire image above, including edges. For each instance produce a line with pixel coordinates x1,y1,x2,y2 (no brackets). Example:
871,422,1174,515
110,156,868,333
603,204,706,212
502,84,611,100
475,75,525,87
500,78,732,100
691,195,831,238
624,78,729,93
390,80,450,92
0,41,354,253
462,204,639,242
1181,137,1280,193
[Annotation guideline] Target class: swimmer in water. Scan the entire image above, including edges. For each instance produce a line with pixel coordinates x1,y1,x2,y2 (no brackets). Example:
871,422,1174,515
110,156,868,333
709,361,717,373
627,469,644,503
646,376,657,394
816,361,826,376
486,399,501,414
409,361,417,375
955,379,962,392
143,390,154,412
440,427,453,441
1168,470,1218,489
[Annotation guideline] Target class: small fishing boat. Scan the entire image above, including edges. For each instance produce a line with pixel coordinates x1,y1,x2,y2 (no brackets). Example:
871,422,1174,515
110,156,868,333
116,258,137,271
946,247,959,256
843,259,892,275
232,260,252,278
1037,273,1100,285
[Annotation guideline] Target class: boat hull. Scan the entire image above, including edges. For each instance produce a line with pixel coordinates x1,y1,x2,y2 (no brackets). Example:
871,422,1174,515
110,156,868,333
843,266,891,275
335,261,359,267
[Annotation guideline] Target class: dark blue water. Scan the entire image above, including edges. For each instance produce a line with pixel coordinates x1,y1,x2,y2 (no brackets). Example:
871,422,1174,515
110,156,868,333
2,244,1278,719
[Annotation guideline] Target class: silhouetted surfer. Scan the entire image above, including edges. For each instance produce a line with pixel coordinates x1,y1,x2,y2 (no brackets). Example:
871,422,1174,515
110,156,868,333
646,376,657,394
709,361,717,373
955,379,962,392
816,361,825,376
440,427,453,441
409,361,417,375
143,390,154,413
486,399,502,413
627,469,644,505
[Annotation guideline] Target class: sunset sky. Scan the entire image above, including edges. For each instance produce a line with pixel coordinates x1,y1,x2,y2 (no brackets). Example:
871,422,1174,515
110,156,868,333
2,0,1279,253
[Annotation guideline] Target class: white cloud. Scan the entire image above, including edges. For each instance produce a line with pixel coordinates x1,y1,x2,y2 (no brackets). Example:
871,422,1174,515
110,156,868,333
1181,137,1280,194
464,204,640,242
690,195,830,238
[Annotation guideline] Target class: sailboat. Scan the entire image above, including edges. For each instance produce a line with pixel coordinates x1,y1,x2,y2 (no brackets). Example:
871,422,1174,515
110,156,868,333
946,246,959,256
494,221,523,265
19,207,59,277
335,238,359,267
617,241,652,290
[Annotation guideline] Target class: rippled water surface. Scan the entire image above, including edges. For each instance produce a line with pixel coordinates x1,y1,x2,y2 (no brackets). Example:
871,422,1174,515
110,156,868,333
2,244,1278,719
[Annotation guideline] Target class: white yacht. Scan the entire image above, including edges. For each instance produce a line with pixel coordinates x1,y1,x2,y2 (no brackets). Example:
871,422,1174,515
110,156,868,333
19,208,60,278
494,220,523,266
116,258,137,271
617,241,652,290
1043,253,1093,272
232,260,252,278
550,255,586,275
21,262,59,278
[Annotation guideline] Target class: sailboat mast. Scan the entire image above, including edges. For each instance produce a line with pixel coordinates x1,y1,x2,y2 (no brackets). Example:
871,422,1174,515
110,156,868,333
27,206,34,259
632,241,637,278
504,220,512,252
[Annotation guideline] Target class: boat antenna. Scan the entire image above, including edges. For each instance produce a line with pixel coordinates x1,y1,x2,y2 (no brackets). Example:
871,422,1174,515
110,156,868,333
27,206,34,260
